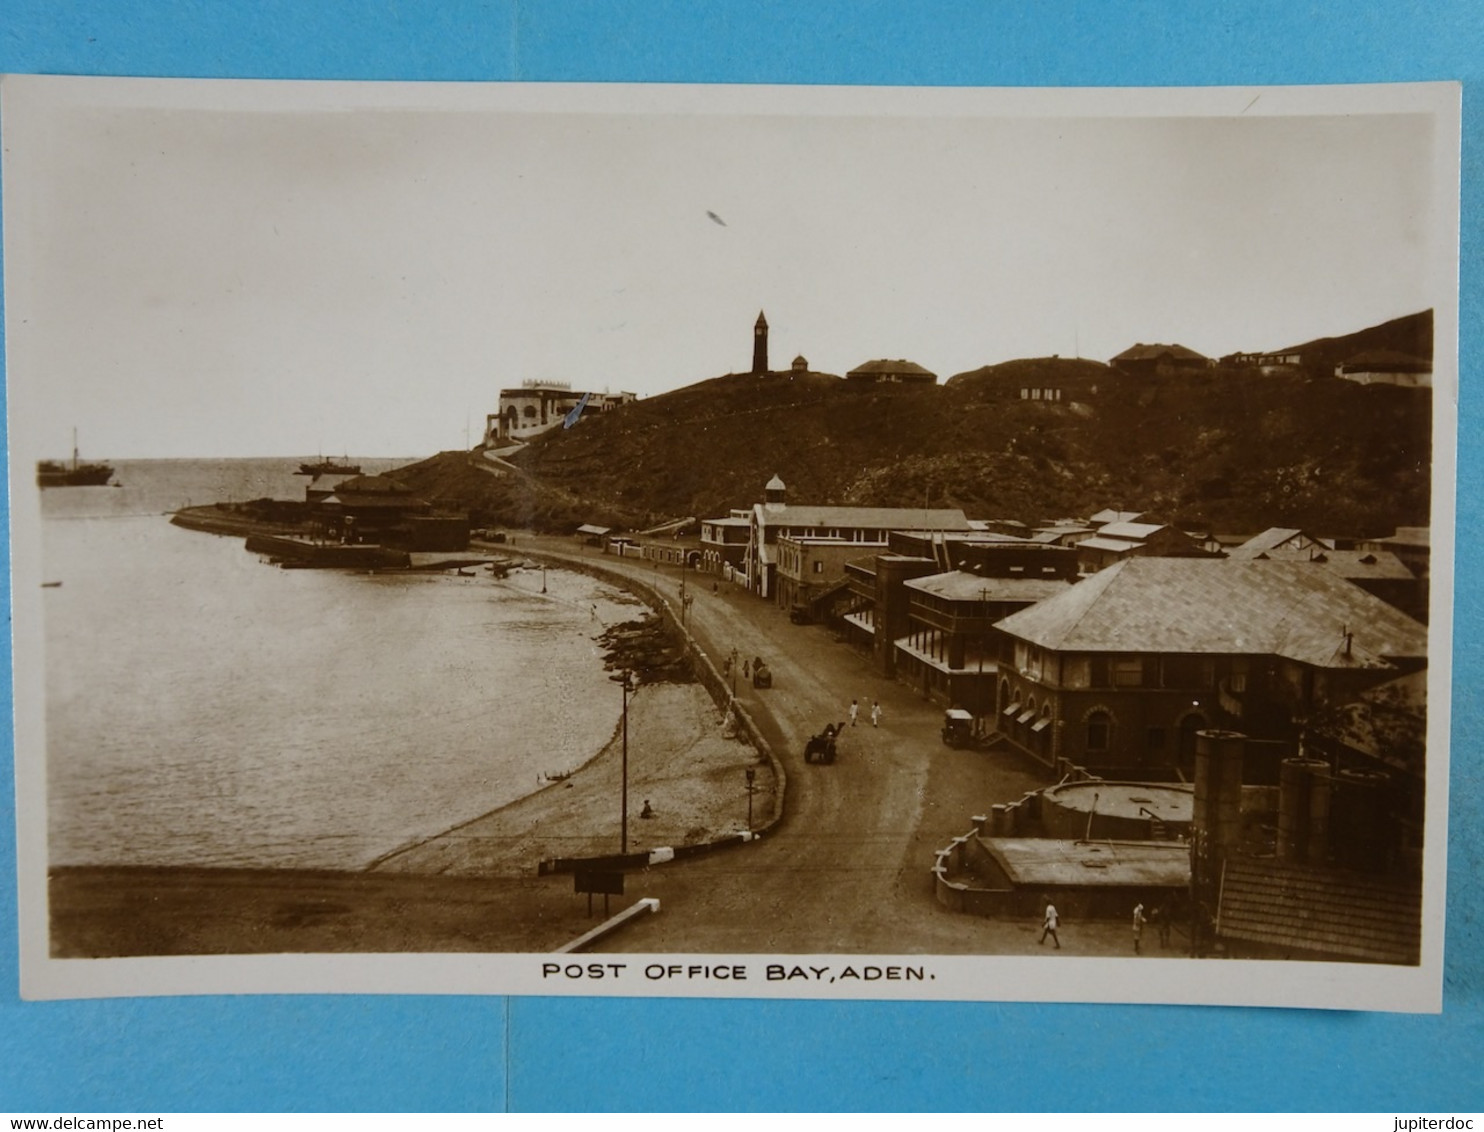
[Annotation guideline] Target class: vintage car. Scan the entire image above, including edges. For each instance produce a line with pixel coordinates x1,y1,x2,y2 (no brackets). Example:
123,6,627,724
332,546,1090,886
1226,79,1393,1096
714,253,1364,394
940,708,977,748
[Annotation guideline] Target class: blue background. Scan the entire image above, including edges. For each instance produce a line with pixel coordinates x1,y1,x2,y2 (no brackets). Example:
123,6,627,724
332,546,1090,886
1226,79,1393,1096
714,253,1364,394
2,1,1481,1113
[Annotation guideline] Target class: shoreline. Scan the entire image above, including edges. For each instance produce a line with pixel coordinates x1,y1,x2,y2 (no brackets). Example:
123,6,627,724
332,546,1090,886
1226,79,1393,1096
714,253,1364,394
64,517,779,881
367,681,776,876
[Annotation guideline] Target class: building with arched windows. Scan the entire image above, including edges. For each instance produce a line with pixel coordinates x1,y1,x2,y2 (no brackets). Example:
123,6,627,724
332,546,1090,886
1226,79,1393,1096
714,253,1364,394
484,381,636,445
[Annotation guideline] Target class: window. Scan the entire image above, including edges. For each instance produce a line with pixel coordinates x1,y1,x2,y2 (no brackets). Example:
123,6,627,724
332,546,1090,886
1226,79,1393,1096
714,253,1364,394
1090,656,1110,687
812,560,824,574
1087,711,1112,752
1163,656,1214,688
1113,657,1143,687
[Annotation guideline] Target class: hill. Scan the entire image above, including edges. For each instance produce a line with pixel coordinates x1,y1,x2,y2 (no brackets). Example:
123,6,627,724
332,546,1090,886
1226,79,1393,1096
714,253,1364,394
1275,309,1433,376
387,355,1432,539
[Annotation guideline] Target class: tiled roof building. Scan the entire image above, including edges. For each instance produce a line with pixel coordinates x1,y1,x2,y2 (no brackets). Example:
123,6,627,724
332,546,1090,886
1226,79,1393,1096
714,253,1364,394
991,557,1427,773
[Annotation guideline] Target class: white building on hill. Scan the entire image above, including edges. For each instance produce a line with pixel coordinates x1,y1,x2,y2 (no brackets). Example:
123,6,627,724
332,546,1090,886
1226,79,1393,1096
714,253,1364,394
484,381,636,445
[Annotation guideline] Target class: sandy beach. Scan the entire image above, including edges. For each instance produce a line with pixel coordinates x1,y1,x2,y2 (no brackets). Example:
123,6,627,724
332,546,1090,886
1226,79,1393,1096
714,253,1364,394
369,681,776,876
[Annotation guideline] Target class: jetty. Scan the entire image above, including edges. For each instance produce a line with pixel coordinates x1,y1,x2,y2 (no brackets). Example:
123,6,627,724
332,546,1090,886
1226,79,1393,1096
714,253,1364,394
244,534,410,569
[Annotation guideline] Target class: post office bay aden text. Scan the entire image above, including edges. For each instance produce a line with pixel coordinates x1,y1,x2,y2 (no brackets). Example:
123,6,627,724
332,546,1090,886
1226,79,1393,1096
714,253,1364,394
541,962,932,984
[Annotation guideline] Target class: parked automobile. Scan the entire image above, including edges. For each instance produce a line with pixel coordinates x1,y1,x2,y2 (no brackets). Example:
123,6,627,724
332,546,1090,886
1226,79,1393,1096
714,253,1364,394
940,708,977,748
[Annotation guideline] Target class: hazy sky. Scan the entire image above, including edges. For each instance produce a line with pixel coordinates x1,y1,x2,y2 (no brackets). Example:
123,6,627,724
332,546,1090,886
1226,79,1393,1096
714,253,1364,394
3,79,1454,458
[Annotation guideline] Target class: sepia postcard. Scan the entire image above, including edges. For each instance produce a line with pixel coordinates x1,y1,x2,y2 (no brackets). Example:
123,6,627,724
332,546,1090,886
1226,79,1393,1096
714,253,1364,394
2,75,1459,1010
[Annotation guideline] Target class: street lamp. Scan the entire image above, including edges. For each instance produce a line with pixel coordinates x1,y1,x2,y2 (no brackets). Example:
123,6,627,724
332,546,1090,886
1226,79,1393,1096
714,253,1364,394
745,766,757,831
611,668,638,853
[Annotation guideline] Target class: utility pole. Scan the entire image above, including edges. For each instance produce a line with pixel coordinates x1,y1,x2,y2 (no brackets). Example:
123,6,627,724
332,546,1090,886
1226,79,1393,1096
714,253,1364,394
611,668,636,853
979,586,989,729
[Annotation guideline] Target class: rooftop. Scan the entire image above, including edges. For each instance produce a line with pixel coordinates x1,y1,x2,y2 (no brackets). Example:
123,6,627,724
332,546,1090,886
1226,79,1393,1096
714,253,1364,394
1096,521,1167,541
1042,781,1193,824
756,503,973,531
1227,527,1331,557
984,838,1190,888
904,570,1073,603
1075,536,1143,554
1216,857,1421,964
1110,343,1208,364
1088,509,1144,525
846,359,938,379
994,557,1428,668
1233,546,1416,581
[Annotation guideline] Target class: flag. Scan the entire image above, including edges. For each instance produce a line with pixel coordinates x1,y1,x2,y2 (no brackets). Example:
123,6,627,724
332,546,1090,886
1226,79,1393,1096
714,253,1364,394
562,391,592,429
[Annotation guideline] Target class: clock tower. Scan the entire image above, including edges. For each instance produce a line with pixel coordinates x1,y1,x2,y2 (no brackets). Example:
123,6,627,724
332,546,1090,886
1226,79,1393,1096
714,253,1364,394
751,310,769,375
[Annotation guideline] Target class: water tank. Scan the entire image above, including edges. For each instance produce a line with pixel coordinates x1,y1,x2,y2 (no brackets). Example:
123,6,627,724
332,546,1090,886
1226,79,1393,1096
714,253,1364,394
1330,767,1391,873
1277,756,1329,862
1195,730,1246,852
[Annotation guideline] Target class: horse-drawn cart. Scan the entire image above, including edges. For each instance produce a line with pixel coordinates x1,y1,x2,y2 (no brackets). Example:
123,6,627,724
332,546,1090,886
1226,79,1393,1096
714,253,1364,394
804,721,845,764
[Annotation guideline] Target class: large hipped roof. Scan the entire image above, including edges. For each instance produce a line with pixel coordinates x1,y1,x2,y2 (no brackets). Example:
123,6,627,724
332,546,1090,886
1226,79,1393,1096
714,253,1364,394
994,557,1427,668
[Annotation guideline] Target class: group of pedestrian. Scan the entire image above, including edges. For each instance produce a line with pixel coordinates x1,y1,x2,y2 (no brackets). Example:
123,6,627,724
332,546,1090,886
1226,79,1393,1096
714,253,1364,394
847,698,882,727
1038,900,1175,953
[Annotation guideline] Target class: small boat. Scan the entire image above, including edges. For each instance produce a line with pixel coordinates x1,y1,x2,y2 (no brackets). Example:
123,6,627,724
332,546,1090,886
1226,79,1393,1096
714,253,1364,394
37,430,113,488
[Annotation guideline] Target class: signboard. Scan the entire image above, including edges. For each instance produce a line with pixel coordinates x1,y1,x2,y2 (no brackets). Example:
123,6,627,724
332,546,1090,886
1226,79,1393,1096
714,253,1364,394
574,870,625,897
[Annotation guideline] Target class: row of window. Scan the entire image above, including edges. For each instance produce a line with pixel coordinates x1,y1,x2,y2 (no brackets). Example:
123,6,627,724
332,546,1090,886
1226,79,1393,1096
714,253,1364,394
1014,643,1249,690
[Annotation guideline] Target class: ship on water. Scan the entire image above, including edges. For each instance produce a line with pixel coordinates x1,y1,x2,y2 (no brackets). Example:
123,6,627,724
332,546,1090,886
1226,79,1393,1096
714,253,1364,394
295,457,363,477
37,432,114,488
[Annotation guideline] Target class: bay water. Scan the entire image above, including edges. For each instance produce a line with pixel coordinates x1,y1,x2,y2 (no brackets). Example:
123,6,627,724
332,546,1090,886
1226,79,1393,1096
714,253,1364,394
39,458,639,870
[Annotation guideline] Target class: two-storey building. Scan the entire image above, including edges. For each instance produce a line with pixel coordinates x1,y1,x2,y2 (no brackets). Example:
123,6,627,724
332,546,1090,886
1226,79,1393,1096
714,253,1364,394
742,475,972,599
992,557,1428,775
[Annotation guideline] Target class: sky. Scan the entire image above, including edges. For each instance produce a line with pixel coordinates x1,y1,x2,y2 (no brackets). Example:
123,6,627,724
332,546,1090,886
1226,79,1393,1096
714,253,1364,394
2,78,1455,459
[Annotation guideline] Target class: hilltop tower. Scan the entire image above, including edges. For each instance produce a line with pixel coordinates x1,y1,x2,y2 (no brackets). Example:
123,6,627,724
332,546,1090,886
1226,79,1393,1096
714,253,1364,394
752,310,769,375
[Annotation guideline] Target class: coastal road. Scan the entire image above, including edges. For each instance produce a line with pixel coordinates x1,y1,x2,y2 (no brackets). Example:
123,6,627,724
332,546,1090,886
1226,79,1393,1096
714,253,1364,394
519,537,1057,955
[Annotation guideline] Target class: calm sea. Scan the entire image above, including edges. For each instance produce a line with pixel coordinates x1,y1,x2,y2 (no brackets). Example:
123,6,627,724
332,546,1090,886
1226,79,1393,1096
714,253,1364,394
40,458,639,870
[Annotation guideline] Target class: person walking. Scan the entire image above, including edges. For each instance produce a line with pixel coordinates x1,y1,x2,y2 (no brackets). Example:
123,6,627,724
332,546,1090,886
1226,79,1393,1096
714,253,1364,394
1132,902,1147,954
1149,904,1169,949
870,699,882,727
1040,900,1061,949
849,699,860,727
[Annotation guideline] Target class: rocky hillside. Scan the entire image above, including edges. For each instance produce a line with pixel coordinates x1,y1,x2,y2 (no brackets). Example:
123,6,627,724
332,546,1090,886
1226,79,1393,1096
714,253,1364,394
388,354,1433,539
1273,308,1433,376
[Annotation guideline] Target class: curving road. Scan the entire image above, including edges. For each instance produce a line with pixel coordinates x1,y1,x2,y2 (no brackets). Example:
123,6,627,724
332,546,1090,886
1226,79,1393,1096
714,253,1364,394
519,536,1057,954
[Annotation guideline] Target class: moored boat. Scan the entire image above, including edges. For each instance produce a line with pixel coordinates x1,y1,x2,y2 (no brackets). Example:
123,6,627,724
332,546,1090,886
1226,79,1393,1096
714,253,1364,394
295,457,363,477
37,431,114,488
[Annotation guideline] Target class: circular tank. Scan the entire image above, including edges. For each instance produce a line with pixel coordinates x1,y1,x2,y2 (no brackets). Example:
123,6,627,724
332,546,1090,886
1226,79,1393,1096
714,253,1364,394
1040,781,1193,841
1278,756,1329,862
1330,767,1391,873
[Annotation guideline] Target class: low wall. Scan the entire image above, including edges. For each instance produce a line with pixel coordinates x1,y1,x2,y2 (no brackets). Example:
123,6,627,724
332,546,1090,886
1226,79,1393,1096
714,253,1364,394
517,547,788,872
932,818,1015,916
932,802,1189,920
